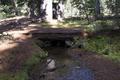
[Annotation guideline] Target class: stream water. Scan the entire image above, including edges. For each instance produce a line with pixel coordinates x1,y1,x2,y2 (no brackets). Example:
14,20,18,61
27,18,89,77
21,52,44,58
39,47,95,80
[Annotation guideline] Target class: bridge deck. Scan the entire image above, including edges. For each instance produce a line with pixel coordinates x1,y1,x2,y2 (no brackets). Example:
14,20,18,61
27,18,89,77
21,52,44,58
30,28,84,40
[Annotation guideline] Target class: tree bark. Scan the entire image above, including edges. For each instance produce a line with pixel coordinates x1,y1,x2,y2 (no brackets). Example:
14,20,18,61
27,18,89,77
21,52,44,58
12,0,19,16
28,0,36,18
36,0,43,17
95,0,101,19
45,0,53,21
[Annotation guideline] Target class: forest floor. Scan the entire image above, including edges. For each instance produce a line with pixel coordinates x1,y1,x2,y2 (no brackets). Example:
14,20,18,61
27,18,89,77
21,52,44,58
0,17,120,80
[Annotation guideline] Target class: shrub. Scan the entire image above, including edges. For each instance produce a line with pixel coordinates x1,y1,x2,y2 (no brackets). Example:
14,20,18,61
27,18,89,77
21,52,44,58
85,20,115,32
0,5,14,19
25,50,48,67
85,36,111,54
84,36,120,61
0,70,28,80
0,43,48,80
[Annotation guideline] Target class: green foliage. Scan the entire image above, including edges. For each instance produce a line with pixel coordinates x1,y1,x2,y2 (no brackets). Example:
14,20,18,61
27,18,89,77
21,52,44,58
84,35,120,61
0,71,28,80
0,5,15,19
13,71,28,80
0,0,29,18
23,41,48,69
0,5,12,14
0,0,12,5
25,50,48,67
0,12,7,19
0,42,48,80
66,36,84,48
85,20,115,32
106,0,120,15
71,0,96,17
85,36,111,53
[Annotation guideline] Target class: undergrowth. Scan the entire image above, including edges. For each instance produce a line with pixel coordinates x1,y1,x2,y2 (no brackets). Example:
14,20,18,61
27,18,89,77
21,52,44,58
0,42,48,80
84,35,120,62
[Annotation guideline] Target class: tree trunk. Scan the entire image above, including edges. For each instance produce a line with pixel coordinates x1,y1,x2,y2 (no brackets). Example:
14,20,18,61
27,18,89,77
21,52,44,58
28,0,36,18
45,0,53,21
35,0,46,20
95,0,101,19
36,0,42,17
57,0,64,21
12,0,19,16
115,0,120,28
115,0,119,16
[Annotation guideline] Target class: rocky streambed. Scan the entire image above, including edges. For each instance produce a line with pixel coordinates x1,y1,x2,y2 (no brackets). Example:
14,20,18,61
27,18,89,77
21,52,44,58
28,47,95,80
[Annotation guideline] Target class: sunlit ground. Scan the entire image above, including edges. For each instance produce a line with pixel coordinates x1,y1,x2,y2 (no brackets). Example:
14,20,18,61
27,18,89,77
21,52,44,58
0,16,26,22
29,19,86,28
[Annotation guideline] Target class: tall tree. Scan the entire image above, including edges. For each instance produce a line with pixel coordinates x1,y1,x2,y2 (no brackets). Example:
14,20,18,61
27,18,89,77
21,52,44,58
27,0,36,18
11,0,19,16
95,0,101,18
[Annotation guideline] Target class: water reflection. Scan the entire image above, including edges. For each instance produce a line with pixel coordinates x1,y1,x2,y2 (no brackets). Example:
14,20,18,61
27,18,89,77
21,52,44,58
42,47,95,80
59,67,94,80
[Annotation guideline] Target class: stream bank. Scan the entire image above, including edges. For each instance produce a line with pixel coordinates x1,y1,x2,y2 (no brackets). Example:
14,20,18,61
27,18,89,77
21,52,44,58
28,47,95,80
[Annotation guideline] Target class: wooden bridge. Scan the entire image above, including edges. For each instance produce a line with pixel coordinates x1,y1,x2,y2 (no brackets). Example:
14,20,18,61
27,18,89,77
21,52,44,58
30,28,84,40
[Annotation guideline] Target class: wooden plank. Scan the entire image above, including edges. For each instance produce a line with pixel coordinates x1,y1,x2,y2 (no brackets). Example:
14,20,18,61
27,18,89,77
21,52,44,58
32,33,81,40
31,28,84,40
31,28,83,34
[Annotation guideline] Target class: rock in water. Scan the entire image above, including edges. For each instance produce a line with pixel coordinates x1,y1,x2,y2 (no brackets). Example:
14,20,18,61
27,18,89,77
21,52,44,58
47,59,56,71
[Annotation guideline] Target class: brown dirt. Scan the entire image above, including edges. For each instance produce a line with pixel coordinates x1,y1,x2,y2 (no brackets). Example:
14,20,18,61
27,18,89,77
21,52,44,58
72,49,120,80
0,32,33,72
83,55,120,80
0,16,38,72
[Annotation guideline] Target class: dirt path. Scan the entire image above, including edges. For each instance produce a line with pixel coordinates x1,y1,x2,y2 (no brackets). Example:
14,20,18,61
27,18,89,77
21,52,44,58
0,17,37,71
73,49,120,80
